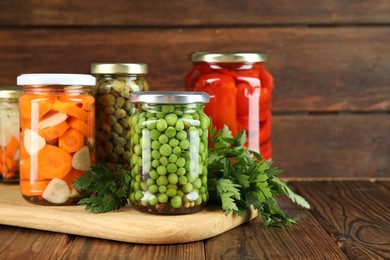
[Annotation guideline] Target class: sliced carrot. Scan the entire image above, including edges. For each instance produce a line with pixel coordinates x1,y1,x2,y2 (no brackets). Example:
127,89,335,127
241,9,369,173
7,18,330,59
20,157,31,180
5,157,16,172
37,145,72,180
19,94,54,119
59,94,95,111
5,136,19,160
39,121,70,141
20,180,50,196
52,99,88,122
67,117,90,137
63,169,84,189
59,129,85,153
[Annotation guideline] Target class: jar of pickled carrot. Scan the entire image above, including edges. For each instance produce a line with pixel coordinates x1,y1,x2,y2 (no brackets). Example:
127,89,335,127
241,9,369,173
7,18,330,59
17,74,96,205
185,52,273,160
0,86,22,182
91,63,148,172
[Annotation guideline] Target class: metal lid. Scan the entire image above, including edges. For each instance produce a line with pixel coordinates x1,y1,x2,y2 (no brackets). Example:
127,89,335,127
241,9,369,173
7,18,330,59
17,74,96,86
130,92,210,104
0,86,23,99
190,52,267,63
91,63,148,74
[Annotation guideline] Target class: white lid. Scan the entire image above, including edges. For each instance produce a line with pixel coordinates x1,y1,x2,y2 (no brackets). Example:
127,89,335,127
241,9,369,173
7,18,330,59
17,74,96,86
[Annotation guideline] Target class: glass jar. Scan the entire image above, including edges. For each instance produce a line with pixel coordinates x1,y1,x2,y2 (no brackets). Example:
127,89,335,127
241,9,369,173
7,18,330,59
185,52,273,160
0,86,22,182
129,92,210,215
91,63,149,172
17,74,96,205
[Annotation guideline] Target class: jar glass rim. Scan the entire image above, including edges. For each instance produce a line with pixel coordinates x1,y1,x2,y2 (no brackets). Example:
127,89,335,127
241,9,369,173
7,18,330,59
190,52,268,63
17,74,96,86
130,91,210,104
0,86,23,99
91,63,148,74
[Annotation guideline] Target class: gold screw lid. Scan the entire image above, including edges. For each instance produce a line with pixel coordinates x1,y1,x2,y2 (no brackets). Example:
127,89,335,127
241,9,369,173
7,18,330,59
190,52,267,63
91,63,148,74
0,86,23,99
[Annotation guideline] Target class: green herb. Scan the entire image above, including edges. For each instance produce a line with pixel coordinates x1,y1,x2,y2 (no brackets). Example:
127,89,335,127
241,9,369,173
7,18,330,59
72,165,130,213
208,125,310,226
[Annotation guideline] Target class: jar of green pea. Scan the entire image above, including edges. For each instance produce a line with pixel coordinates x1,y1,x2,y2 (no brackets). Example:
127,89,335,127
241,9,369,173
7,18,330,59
129,92,210,215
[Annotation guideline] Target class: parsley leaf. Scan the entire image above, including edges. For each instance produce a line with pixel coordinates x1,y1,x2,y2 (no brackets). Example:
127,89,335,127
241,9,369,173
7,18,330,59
208,126,310,227
73,165,130,213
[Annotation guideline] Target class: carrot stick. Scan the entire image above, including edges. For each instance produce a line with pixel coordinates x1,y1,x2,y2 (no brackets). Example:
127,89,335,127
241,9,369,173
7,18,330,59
37,145,72,180
59,129,85,153
67,117,90,137
59,94,95,111
52,99,88,122
5,136,19,160
39,121,70,141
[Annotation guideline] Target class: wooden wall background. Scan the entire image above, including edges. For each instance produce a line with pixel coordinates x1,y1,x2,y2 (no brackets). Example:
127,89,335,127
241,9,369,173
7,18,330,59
0,0,389,178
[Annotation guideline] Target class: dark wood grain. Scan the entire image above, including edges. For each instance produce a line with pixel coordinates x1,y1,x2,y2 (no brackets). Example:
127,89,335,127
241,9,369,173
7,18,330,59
0,27,389,112
273,114,390,178
205,209,347,259
377,181,390,191
290,181,390,259
0,0,389,26
0,225,72,258
62,236,205,260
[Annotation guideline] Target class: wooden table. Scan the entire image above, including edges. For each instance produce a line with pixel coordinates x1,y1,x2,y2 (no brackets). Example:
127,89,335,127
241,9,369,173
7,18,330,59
1,180,389,259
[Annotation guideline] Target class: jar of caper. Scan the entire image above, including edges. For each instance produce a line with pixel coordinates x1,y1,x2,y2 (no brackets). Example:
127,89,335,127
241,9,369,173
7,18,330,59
129,92,210,215
91,63,149,172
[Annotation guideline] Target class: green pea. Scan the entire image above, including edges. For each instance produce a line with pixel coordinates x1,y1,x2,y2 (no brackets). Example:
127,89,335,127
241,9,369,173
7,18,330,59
134,144,142,155
169,138,179,147
165,113,178,126
171,195,182,208
149,170,159,180
159,185,167,193
165,127,176,138
160,144,172,157
178,175,187,185
174,110,183,116
152,159,160,168
180,140,190,150
186,172,198,183
176,131,187,141
156,112,166,119
158,193,168,203
158,134,169,144
195,196,203,206
168,173,179,184
193,178,202,189
135,190,143,201
161,105,174,113
151,140,161,150
176,157,186,168
156,119,168,131
168,154,178,163
173,146,182,155
146,112,154,118
177,190,184,198
167,163,177,174
151,150,161,160
146,118,157,130
183,183,193,193
166,188,177,197
150,197,158,206
140,182,147,191
175,120,184,131
177,167,186,176
148,184,158,194
133,182,141,191
150,129,160,140
146,178,155,186
156,165,167,175
159,156,168,166
156,175,168,186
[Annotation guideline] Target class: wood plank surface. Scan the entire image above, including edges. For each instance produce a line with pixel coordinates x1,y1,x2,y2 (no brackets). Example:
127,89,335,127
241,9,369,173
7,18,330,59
0,0,389,26
273,114,390,178
0,184,257,244
0,27,388,112
205,209,347,259
0,225,72,259
290,181,390,259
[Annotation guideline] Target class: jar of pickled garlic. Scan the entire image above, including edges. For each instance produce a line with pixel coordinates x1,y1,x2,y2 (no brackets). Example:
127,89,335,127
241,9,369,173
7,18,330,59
185,52,273,160
128,92,210,215
91,63,149,172
17,74,96,205
0,86,22,182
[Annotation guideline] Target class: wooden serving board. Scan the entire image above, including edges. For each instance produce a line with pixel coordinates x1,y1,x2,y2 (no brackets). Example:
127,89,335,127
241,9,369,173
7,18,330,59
0,183,257,244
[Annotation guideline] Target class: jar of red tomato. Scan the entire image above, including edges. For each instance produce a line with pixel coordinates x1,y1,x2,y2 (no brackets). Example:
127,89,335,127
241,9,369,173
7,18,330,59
185,52,273,160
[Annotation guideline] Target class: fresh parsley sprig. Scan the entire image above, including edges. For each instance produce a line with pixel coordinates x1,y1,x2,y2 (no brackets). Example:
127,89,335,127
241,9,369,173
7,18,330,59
208,125,310,226
73,165,131,213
